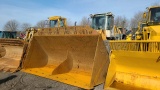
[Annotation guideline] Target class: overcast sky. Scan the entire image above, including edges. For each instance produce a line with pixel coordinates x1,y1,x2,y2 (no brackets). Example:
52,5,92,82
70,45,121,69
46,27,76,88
0,0,160,30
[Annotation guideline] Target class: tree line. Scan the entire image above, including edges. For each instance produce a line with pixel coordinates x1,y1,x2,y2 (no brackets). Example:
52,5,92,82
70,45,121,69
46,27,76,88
0,11,152,32
3,3,160,32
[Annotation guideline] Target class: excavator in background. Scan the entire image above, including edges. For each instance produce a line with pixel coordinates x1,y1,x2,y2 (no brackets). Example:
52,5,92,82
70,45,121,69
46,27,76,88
105,6,160,90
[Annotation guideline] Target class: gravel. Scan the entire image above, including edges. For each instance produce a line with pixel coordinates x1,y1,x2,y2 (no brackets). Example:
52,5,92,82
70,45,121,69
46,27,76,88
0,71,103,90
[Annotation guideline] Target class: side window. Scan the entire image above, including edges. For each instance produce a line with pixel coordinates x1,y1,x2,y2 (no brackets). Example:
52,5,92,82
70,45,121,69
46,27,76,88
50,20,58,27
155,12,160,22
60,19,64,27
107,16,114,30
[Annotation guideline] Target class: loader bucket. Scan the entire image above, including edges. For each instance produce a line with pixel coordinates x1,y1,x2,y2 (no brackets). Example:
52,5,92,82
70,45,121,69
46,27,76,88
22,26,109,89
0,39,25,72
104,40,160,90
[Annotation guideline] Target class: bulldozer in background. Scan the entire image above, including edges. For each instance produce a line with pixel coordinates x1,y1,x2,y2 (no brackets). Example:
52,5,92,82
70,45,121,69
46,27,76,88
105,6,160,90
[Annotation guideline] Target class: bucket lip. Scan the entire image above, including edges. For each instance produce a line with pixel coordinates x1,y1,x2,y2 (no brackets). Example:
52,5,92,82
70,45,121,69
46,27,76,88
33,34,100,36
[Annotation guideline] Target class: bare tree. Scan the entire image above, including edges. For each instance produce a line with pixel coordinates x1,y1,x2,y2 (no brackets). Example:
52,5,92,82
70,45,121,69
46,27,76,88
67,18,73,26
4,20,19,31
36,20,46,28
21,23,31,31
114,16,128,28
130,11,144,28
80,16,90,26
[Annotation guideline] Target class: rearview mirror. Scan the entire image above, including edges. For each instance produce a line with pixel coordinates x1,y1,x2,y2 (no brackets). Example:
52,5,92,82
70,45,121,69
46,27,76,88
143,13,147,19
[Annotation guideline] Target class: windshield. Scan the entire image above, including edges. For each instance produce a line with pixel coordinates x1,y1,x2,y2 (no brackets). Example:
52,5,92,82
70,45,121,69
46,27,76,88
91,16,106,30
150,8,160,23
50,20,58,27
107,15,114,30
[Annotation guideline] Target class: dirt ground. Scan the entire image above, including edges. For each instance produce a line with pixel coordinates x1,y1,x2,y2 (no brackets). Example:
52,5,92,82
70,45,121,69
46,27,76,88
0,71,103,90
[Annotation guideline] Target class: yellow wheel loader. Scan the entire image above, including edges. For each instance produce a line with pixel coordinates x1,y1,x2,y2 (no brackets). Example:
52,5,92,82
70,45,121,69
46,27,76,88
21,15,110,89
21,26,109,89
105,6,160,90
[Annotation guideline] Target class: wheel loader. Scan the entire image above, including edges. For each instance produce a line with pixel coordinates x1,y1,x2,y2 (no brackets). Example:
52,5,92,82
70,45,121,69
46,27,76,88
20,14,114,89
104,6,160,90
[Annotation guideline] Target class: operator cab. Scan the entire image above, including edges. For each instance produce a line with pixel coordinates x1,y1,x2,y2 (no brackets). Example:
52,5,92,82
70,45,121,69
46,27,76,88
91,12,114,30
148,7,160,25
90,12,114,39
48,16,66,27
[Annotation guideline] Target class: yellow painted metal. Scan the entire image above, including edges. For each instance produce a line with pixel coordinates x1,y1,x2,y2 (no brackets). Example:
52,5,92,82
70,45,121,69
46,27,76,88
49,16,66,21
144,26,160,40
96,30,107,40
0,39,25,72
22,26,109,89
48,16,67,27
104,40,160,89
126,34,132,40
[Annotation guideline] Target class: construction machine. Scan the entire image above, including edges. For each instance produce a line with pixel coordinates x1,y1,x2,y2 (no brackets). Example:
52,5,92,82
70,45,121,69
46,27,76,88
21,26,109,89
19,15,110,89
90,12,116,40
24,16,67,42
105,6,160,90
48,16,67,27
